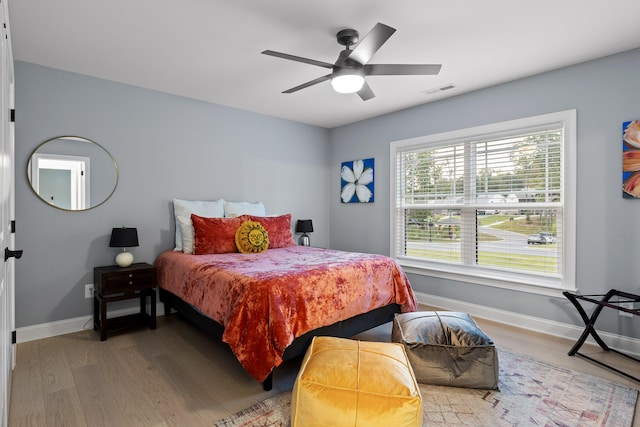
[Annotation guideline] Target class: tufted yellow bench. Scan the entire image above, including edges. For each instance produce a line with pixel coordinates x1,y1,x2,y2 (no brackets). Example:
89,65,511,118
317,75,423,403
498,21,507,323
291,336,423,427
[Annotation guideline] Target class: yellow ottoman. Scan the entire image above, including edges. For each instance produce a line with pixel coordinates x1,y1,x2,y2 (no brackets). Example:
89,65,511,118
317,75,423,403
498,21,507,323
291,336,423,427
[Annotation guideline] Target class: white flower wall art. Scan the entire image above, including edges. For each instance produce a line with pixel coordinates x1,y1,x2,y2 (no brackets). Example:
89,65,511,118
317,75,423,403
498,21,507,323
341,158,374,203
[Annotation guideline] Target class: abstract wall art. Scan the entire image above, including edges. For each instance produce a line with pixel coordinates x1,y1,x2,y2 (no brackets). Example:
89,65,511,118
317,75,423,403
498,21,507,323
622,119,640,198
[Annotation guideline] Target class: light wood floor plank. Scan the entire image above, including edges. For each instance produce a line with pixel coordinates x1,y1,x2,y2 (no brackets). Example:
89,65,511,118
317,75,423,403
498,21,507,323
8,307,640,426
44,388,87,427
59,330,101,370
8,341,45,421
73,363,115,426
5,413,45,427
37,337,76,395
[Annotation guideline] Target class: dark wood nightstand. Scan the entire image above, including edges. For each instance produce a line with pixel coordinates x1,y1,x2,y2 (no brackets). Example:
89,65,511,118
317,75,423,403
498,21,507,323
93,262,157,341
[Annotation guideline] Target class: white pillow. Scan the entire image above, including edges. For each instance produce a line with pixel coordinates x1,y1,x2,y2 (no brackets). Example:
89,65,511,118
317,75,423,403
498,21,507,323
176,216,197,254
173,199,224,251
224,201,266,218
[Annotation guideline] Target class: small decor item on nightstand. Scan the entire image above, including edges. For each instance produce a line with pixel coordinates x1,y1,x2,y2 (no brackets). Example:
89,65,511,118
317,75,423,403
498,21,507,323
109,227,139,267
295,219,313,246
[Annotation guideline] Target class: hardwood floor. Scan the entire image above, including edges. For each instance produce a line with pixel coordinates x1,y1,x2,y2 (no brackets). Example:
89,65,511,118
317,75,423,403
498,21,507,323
8,307,640,426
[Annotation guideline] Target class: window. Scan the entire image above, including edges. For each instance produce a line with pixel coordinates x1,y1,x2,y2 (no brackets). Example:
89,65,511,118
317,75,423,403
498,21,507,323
391,110,576,294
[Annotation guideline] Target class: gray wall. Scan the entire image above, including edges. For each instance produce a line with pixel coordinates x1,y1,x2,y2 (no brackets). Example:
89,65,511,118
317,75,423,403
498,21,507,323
15,48,640,341
15,61,330,327
329,48,640,338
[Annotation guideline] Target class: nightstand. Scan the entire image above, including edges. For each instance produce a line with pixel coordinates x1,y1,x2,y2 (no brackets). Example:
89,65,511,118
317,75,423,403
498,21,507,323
93,262,157,341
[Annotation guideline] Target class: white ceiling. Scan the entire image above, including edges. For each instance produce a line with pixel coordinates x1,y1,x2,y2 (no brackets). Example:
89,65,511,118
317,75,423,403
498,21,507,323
8,0,640,128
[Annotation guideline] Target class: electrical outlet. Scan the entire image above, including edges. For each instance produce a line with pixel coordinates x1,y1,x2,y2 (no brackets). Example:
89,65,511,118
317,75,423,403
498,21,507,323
84,284,94,299
619,302,634,317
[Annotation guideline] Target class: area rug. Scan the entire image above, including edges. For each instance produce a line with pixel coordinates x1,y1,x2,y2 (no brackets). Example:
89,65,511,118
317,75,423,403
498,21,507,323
213,349,638,427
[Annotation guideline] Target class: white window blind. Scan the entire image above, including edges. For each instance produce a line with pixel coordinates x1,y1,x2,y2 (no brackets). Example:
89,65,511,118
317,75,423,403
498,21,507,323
390,110,576,292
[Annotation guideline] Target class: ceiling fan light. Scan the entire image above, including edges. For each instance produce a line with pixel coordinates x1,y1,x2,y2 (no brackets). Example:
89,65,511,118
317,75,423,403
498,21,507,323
331,69,365,94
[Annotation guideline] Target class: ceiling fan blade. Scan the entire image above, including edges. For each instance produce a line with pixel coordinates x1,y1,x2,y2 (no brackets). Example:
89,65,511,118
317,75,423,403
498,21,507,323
364,64,442,75
282,74,332,94
348,23,396,65
357,81,375,101
262,50,334,69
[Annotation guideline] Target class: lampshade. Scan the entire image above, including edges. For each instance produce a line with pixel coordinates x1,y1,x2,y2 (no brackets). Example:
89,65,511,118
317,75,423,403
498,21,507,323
295,220,314,233
331,68,365,94
109,227,139,248
109,227,139,267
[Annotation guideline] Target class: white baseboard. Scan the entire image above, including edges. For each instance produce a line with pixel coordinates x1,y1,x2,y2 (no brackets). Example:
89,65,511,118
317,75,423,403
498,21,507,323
16,302,166,343
16,295,640,358
413,291,640,357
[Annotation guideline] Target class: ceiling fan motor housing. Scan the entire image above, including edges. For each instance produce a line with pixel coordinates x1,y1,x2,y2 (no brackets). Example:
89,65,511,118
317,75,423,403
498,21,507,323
336,29,359,47
335,49,362,68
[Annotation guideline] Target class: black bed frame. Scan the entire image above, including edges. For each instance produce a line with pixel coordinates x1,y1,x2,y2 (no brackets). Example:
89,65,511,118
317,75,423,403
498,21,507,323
158,287,401,390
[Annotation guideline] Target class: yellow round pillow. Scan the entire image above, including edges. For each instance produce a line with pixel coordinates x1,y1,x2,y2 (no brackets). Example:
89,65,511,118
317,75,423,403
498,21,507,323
235,220,269,253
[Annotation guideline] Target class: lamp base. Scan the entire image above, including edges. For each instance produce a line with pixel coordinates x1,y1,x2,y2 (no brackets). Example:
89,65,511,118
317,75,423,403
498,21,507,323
298,233,310,246
115,250,134,268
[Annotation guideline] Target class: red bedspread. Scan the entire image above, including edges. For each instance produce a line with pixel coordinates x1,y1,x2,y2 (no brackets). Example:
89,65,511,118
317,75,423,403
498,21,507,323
155,246,417,382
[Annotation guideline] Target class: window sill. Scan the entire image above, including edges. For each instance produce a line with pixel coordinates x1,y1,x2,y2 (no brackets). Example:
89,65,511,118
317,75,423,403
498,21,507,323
397,258,576,298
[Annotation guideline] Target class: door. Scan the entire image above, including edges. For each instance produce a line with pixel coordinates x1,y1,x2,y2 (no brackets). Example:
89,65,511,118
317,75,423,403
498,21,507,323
31,153,89,210
0,1,15,425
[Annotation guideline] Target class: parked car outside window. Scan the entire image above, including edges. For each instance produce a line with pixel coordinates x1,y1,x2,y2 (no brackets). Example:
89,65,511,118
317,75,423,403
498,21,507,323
539,232,556,243
527,234,545,245
527,232,555,244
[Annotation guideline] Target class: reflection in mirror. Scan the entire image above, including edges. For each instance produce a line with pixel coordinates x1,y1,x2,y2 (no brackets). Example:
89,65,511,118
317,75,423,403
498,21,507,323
27,136,118,211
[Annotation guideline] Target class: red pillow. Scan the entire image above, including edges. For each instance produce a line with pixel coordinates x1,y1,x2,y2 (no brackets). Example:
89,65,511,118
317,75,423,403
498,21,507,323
249,214,296,249
191,214,249,254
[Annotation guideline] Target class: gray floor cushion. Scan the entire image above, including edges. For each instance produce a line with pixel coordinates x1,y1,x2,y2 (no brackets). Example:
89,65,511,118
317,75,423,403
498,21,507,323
392,311,499,389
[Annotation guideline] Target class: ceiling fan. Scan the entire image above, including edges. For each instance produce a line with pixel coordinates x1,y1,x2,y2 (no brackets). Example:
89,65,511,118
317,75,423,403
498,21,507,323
262,22,442,101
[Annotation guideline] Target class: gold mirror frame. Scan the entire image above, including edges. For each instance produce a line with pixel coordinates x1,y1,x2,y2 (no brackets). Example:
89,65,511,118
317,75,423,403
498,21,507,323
27,136,119,211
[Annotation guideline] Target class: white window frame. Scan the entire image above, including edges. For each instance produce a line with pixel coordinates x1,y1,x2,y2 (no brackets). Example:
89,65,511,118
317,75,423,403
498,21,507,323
390,110,576,297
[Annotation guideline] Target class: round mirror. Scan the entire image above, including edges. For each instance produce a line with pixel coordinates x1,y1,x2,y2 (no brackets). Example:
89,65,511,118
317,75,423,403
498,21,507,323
27,136,118,211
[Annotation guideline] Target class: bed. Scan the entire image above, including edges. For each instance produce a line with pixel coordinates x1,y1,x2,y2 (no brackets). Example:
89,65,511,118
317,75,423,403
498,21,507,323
155,246,417,390
156,200,417,390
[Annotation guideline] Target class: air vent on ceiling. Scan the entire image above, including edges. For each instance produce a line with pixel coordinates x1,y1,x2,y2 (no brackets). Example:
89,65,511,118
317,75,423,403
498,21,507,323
423,84,455,95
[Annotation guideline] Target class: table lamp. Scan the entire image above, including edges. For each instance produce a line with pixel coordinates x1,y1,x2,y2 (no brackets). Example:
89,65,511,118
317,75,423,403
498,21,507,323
109,227,139,267
295,219,313,246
